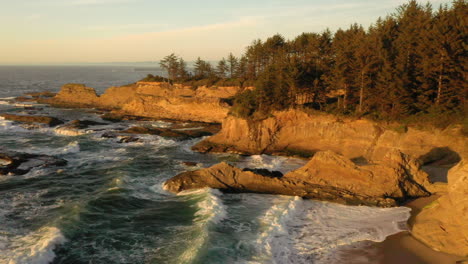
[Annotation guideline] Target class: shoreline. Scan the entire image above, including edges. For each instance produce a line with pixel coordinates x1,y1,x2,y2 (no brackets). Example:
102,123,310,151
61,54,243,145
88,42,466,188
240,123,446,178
378,196,465,264
6,86,468,259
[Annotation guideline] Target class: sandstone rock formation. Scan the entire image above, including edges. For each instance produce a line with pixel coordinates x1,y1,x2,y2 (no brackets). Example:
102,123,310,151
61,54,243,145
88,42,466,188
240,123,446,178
0,113,63,127
411,159,468,256
42,82,240,123
49,83,100,108
164,150,432,207
193,109,467,163
284,150,430,200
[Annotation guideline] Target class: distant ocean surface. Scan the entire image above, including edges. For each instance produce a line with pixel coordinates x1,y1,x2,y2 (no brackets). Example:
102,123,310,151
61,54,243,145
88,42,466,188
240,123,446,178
0,65,161,97
0,66,411,264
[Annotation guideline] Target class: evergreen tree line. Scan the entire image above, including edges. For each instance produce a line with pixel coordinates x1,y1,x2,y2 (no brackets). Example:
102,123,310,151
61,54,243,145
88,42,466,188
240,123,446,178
156,0,467,122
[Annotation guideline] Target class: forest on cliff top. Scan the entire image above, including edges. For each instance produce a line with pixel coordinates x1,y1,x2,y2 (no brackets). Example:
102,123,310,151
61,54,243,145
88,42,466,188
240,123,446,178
149,0,466,128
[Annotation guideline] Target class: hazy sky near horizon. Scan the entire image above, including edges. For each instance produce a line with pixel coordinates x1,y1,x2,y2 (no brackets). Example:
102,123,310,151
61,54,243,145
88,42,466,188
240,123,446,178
1,0,451,65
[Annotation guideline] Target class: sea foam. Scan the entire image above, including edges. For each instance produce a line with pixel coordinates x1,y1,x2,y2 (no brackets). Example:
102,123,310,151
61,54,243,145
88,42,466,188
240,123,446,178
1,227,66,264
176,188,227,263
253,197,411,264
237,155,307,174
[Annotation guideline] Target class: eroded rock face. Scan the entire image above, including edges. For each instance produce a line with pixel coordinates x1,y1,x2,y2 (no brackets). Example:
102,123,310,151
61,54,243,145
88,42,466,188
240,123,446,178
0,114,63,127
193,109,467,162
411,160,468,256
0,151,67,175
41,82,238,123
163,162,397,207
284,150,430,201
164,150,431,207
45,84,99,108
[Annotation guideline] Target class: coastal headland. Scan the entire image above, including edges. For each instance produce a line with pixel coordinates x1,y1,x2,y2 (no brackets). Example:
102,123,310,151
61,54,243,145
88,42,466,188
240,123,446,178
10,81,468,260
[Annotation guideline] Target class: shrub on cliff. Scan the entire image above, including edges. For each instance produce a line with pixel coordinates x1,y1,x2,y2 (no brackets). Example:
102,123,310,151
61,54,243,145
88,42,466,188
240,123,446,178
140,74,170,83
230,90,258,118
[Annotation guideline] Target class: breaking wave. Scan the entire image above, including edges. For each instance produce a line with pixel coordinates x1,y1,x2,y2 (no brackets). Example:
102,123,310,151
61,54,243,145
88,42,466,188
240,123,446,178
0,226,67,264
252,197,411,264
176,188,227,263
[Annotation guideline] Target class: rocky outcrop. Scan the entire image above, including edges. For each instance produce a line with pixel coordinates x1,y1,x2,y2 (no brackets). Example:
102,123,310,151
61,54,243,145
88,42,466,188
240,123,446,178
0,150,67,175
164,162,397,207
285,150,430,201
411,160,468,256
41,82,241,123
48,83,100,108
164,150,431,207
120,95,229,123
0,114,63,127
193,109,467,162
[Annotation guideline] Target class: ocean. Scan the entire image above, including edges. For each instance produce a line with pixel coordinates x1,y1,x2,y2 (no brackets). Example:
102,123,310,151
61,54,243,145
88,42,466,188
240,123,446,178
0,66,411,264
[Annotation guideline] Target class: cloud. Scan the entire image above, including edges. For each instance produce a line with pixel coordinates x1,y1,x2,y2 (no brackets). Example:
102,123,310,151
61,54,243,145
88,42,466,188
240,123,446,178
1,16,264,64
85,23,169,32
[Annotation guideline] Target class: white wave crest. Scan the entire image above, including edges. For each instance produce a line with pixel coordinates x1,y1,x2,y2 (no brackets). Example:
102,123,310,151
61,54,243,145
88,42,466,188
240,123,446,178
194,188,227,224
176,188,227,263
254,196,304,263
253,198,411,264
1,227,67,264
54,127,87,136
25,141,80,156
236,155,307,174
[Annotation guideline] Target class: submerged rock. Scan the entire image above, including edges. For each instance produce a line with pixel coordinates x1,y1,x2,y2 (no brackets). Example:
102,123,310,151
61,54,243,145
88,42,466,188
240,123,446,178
54,120,108,136
411,159,468,256
182,161,199,167
0,150,67,175
64,120,106,129
0,114,63,127
24,91,56,98
117,136,141,143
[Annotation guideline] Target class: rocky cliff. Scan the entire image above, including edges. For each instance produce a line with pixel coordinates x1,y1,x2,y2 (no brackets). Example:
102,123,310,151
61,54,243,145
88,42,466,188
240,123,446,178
164,150,431,207
45,82,240,123
193,109,467,162
411,159,468,257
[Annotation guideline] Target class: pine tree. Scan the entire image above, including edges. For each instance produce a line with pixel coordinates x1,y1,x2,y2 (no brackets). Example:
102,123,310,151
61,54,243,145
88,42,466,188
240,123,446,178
216,58,229,78
159,53,179,80
177,58,189,80
193,57,213,79
227,53,239,78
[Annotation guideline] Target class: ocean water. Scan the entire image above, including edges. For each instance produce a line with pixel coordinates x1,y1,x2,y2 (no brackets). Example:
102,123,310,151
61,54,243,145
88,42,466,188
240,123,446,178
0,66,411,264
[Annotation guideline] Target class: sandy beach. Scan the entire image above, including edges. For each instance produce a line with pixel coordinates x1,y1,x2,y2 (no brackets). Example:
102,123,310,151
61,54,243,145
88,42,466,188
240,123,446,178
382,196,466,264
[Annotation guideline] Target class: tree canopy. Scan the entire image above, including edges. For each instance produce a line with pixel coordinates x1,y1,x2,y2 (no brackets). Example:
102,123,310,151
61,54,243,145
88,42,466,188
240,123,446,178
155,0,467,125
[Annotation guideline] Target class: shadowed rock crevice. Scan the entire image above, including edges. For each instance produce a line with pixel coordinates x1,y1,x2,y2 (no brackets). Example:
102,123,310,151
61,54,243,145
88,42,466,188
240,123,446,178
419,147,461,184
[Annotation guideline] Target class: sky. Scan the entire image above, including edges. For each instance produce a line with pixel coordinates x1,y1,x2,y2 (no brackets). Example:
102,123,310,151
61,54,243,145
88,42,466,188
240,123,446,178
0,0,451,65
